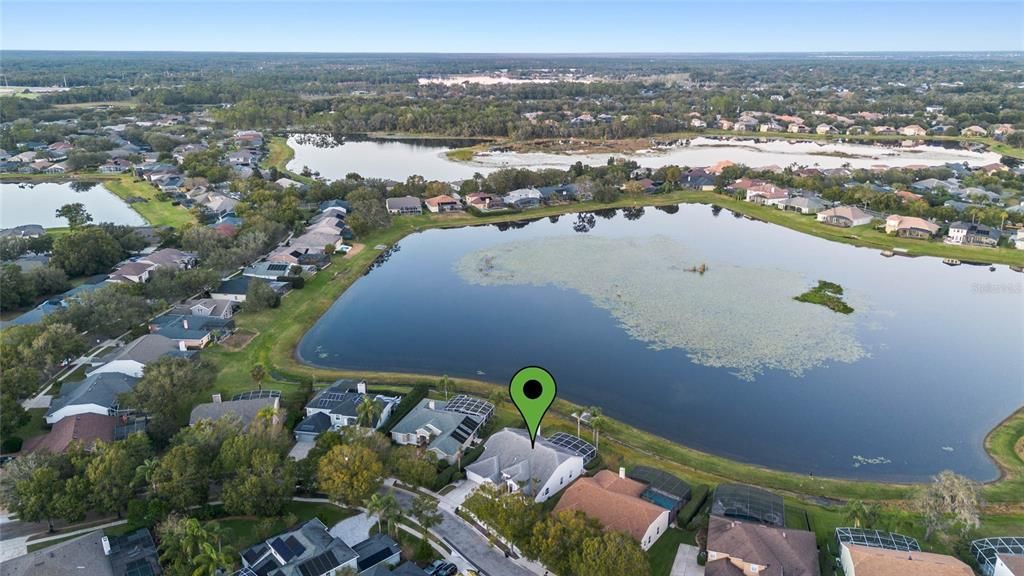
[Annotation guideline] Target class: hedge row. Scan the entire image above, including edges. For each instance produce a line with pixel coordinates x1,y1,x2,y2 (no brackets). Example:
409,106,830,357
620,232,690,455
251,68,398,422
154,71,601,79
677,484,710,527
381,384,429,433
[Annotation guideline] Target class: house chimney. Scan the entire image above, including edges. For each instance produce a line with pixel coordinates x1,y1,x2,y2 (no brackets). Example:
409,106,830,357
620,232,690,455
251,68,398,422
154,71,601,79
212,393,222,403
428,400,435,410
178,341,187,352
182,318,189,330
101,536,111,556
357,381,366,394
619,467,626,479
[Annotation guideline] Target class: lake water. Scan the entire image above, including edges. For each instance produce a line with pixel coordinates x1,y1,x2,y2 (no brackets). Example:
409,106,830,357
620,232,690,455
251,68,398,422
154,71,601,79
0,181,146,229
288,134,1002,182
299,204,1024,482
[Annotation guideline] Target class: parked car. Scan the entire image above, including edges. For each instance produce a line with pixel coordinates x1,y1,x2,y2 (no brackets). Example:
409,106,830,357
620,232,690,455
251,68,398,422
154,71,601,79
428,562,458,576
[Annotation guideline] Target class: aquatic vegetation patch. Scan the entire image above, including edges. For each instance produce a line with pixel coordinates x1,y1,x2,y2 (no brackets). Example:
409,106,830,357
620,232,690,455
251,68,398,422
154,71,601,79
795,280,854,314
456,235,866,380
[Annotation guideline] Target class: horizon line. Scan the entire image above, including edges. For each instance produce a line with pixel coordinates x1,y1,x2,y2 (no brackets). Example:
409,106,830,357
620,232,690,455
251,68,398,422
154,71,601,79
3,49,1023,56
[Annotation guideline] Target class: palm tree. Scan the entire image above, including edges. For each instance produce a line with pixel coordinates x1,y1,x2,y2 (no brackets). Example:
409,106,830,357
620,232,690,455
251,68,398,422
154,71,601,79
841,499,879,528
439,375,452,400
250,364,266,391
410,496,442,543
357,397,382,428
365,492,399,535
191,541,235,576
587,406,603,450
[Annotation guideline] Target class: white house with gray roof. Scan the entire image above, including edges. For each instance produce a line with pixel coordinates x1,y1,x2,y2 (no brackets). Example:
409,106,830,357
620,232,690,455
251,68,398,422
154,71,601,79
45,373,140,425
385,196,423,215
293,380,400,442
466,428,585,502
87,334,187,378
389,397,488,464
240,518,358,576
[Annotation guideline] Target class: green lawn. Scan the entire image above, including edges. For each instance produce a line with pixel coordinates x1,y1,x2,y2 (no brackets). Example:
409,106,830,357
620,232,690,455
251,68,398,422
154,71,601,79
103,176,195,228
647,528,697,576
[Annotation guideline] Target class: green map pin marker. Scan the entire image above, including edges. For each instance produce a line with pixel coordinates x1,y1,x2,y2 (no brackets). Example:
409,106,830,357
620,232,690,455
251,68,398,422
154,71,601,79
509,366,557,448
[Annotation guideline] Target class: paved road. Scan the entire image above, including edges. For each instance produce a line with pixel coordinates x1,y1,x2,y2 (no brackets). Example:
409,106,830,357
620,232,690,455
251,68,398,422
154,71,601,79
390,489,535,576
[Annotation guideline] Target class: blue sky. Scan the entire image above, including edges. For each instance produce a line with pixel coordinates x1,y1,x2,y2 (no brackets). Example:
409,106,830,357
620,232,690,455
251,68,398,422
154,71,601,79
2,1,1022,53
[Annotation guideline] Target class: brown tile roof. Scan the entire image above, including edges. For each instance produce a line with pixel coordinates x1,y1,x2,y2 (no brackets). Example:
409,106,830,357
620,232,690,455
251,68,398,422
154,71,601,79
553,470,665,543
22,413,117,454
425,195,458,207
845,544,973,576
998,554,1024,575
707,516,819,576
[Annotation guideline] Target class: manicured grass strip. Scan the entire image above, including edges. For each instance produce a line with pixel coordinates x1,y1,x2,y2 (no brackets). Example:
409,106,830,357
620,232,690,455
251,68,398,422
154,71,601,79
647,528,697,576
103,176,195,228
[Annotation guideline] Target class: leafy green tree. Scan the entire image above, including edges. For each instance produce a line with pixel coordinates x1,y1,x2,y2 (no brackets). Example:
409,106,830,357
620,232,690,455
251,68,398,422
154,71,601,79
243,279,280,311
51,284,153,338
86,434,152,517
192,539,236,576
124,358,215,444
150,444,212,511
841,499,880,529
50,227,124,276
222,449,295,517
26,266,70,297
387,446,438,487
410,495,442,543
0,393,28,440
526,510,602,575
30,322,87,367
0,263,33,310
317,444,384,505
13,465,61,531
572,531,649,576
52,474,91,525
250,364,266,391
55,202,93,229
463,483,542,547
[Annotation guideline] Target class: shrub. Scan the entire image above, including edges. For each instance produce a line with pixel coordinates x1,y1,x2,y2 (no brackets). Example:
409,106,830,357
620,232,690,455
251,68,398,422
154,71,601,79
677,484,709,527
1,436,22,453
381,384,429,433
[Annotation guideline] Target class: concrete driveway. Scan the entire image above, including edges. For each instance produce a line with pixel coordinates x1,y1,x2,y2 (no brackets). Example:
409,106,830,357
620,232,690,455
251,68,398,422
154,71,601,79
288,440,314,460
440,480,479,508
330,512,376,545
671,543,705,576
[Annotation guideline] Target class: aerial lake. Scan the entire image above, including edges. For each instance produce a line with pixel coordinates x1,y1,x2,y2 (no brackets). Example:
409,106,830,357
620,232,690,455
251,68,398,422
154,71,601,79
0,181,146,229
287,134,1002,182
299,204,1024,482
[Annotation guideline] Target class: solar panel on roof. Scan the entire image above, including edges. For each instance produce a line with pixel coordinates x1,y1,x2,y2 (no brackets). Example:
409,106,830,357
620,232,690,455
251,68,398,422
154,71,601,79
271,537,296,561
285,535,306,558
267,263,288,272
300,550,339,576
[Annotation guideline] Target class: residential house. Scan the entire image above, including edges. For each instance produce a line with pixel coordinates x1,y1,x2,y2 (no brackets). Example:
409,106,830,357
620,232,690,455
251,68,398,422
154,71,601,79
1013,231,1024,250
538,184,580,202
244,261,297,280
276,177,307,190
211,276,289,302
203,193,238,217
626,466,692,522
971,537,1024,576
872,126,897,135
885,215,940,239
293,380,400,441
139,248,197,271
170,297,236,319
899,124,927,137
389,396,491,464
227,149,256,166
465,428,585,503
148,314,234,349
98,158,132,173
816,206,874,227
779,196,827,214
190,392,281,429
466,192,505,211
760,120,784,133
45,372,140,424
734,117,759,132
993,555,1024,576
690,118,707,129
424,194,462,213
945,221,1000,247
0,528,161,576
896,189,924,203
961,125,989,137
745,183,789,206
351,534,402,575
816,123,838,135
705,516,820,576
503,188,543,209
911,178,957,193
841,544,972,576
88,334,188,378
0,224,46,238
108,261,153,284
385,196,423,215
554,469,671,550
787,123,810,134
22,413,118,455
239,518,358,576
681,168,716,191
